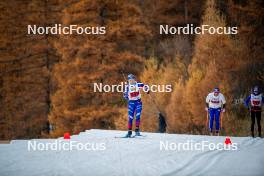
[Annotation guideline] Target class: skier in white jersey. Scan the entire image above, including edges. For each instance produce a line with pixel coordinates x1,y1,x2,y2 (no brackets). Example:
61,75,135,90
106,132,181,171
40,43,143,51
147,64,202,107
205,88,226,136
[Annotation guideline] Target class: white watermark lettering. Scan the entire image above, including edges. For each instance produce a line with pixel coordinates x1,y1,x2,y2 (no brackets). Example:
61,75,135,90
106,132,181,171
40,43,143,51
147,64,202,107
160,24,238,35
27,140,106,151
27,24,106,35
160,140,238,151
93,82,172,93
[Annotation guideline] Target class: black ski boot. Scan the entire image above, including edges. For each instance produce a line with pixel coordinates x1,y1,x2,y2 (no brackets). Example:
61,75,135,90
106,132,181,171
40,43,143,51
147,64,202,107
125,130,132,138
135,128,140,136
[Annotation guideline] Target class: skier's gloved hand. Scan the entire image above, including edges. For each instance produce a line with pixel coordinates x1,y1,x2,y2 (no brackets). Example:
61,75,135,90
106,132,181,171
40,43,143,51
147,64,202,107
123,91,129,100
221,108,226,113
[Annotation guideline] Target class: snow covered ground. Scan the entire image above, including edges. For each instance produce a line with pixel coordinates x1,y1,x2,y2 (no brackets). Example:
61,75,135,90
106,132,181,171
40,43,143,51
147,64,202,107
0,129,264,176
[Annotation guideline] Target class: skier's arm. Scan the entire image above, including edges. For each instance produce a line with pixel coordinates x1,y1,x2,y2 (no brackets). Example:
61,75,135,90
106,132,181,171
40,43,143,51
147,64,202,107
145,86,150,94
221,94,226,112
205,103,209,112
137,82,144,88
206,94,210,104
123,85,129,100
221,103,226,112
138,82,149,94
221,94,226,104
205,94,210,110
244,95,251,108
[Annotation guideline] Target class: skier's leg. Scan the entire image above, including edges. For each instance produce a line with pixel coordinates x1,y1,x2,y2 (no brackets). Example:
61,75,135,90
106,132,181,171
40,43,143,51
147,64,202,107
215,109,221,135
251,111,256,137
209,109,215,135
256,111,261,137
135,100,142,135
127,101,136,137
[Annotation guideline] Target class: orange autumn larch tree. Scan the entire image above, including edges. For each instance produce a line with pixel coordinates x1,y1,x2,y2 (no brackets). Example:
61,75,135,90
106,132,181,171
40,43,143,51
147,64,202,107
49,0,151,137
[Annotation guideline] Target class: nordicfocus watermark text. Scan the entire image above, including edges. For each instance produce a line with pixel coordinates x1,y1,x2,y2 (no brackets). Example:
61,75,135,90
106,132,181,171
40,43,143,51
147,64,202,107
27,24,106,35
93,82,172,93
160,140,238,151
28,140,106,151
160,24,238,35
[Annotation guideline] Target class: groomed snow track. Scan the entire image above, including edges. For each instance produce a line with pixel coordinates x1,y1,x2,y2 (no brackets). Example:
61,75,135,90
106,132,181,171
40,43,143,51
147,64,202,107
0,129,264,176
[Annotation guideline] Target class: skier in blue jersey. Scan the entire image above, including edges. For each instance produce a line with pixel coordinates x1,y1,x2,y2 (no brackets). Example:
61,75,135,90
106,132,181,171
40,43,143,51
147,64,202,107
205,88,226,136
123,74,148,137
244,86,264,137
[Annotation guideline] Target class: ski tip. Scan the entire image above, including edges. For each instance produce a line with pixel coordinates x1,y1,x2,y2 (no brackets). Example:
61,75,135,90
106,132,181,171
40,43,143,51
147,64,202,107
114,134,147,138
132,134,147,138
115,136,131,138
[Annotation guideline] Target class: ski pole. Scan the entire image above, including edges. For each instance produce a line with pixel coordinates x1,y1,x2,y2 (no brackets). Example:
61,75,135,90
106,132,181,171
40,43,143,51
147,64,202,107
219,111,223,135
206,111,208,127
220,111,223,130
206,110,209,134
120,70,128,85
121,72,126,82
